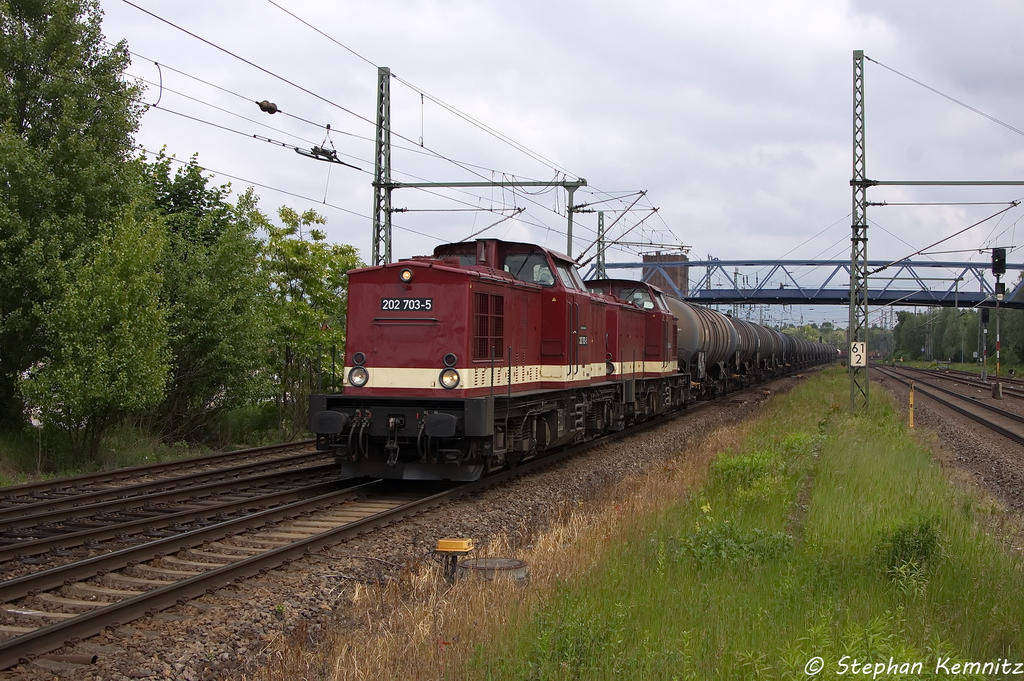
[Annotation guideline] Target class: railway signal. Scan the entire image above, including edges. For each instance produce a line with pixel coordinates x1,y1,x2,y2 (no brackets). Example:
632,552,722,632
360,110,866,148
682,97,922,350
992,247,1006,275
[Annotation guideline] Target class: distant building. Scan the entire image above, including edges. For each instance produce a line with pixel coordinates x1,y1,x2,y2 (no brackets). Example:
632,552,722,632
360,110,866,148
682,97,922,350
642,252,689,297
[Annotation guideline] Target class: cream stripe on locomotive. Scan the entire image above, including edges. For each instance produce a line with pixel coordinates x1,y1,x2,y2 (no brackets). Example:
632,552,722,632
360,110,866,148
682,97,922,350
342,361,675,389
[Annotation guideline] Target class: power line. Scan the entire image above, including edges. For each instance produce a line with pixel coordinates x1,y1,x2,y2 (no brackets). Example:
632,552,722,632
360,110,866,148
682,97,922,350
118,0,507,187
145,104,367,171
135,148,577,246
121,43,558,189
116,40,588,237
868,202,1020,275
866,55,1024,139
136,146,440,243
263,0,376,69
125,73,321,147
126,66,572,225
258,0,687,251
119,2,684,254
262,0,573,178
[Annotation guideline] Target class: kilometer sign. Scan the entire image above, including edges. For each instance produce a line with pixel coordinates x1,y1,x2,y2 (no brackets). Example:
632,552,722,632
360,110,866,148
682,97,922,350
850,341,867,367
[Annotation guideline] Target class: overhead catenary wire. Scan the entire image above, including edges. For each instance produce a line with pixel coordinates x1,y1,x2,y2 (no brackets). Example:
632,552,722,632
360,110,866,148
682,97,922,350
868,202,1020,276
119,2,686,256
259,0,687,251
135,147,582,247
261,0,574,178
118,0,517,189
866,55,1024,140
129,73,571,223
119,42,515,172
119,48,603,242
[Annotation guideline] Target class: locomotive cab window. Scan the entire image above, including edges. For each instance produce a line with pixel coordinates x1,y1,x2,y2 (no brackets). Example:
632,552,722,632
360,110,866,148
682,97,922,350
503,251,554,287
433,245,476,266
618,286,655,310
555,262,588,291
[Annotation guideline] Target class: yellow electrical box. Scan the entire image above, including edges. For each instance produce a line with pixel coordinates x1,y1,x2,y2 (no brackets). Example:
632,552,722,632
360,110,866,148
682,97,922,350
436,538,473,553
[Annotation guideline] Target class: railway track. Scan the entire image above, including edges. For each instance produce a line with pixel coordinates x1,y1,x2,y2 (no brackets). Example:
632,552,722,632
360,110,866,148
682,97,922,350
894,365,1024,400
0,461,343,572
927,366,1024,388
874,365,1024,446
0,382,785,670
0,440,318,515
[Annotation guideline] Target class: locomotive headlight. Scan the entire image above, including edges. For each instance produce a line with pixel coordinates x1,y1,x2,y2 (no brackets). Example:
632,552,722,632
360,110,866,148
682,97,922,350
348,366,369,387
399,267,414,283
439,368,460,390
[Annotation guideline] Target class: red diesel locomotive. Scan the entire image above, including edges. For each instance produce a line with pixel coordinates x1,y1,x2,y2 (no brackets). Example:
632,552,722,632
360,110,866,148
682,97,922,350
309,238,834,481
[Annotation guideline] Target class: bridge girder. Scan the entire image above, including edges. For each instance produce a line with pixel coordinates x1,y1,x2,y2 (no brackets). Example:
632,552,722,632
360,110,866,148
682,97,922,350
593,260,1024,310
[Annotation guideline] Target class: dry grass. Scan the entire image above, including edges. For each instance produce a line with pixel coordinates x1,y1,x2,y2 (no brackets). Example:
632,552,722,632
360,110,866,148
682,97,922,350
247,373,1024,679
250,419,759,681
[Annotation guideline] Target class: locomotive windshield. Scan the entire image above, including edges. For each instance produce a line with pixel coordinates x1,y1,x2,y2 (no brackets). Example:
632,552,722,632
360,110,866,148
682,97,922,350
618,286,655,310
555,263,588,291
433,244,476,266
503,250,555,287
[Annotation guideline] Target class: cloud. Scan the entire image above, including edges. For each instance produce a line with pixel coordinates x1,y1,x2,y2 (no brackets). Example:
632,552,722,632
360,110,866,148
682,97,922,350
102,0,1024,306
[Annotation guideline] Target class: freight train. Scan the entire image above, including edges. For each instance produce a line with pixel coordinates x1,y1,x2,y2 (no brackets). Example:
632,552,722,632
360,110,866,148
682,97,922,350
309,238,836,481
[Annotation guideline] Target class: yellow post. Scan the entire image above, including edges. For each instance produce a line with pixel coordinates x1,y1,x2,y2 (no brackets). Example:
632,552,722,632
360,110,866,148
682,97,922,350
909,381,915,429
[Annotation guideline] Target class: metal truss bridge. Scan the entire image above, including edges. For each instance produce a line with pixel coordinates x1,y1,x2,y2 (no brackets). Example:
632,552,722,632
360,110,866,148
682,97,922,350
596,259,1024,310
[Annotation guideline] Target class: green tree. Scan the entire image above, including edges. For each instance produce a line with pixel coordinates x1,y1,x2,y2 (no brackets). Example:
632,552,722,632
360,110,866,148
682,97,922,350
19,208,169,459
893,311,926,360
998,275,1024,365
0,0,143,426
264,207,362,434
146,155,271,442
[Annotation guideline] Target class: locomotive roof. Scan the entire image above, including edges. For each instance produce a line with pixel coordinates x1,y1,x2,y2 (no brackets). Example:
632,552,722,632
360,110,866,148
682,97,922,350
432,238,572,263
587,277,666,294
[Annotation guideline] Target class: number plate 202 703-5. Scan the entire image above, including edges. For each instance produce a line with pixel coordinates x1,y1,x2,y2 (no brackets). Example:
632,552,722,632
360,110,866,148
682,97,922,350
380,298,433,311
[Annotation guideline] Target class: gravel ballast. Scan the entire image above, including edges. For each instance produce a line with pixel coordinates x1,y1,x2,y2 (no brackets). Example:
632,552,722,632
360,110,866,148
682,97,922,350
6,369,1024,680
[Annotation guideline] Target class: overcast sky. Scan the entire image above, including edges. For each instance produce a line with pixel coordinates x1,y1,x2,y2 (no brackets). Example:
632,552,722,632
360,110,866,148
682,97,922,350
99,0,1024,325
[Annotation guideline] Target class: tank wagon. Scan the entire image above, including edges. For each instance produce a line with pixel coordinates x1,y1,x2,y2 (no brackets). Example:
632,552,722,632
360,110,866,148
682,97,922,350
309,238,835,481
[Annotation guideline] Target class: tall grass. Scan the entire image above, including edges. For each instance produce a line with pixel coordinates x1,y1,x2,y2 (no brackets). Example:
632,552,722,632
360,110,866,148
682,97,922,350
251,369,1024,680
0,422,217,487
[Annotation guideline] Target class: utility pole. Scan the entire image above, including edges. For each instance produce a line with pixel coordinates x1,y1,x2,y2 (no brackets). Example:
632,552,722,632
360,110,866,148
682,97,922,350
371,66,392,266
993,247,1006,398
370,66,584,263
566,184,578,257
849,50,870,409
981,307,989,381
595,211,606,279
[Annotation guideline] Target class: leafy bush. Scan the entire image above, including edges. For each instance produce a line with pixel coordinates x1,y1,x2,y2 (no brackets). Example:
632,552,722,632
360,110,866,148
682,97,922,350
879,517,940,571
671,521,792,567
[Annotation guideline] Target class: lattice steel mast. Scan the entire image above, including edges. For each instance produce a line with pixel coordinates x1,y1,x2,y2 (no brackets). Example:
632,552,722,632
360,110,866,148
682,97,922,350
372,66,392,266
850,50,870,409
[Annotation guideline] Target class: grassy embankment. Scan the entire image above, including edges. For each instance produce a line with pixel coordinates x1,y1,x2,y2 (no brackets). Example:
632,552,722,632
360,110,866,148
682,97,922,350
258,368,1024,680
0,404,289,487
0,425,192,487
